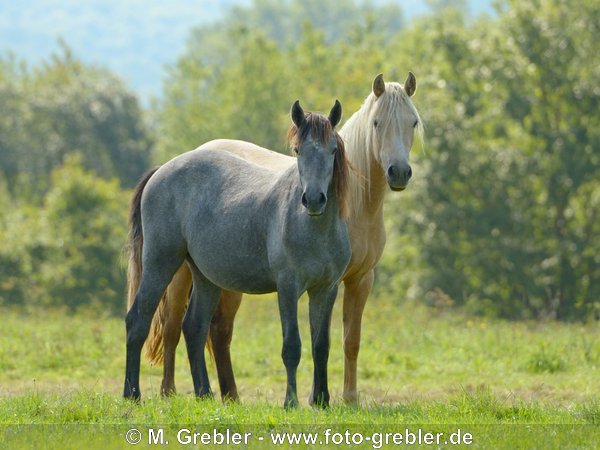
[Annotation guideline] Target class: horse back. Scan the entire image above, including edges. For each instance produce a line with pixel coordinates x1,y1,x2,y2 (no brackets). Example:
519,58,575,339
197,139,294,172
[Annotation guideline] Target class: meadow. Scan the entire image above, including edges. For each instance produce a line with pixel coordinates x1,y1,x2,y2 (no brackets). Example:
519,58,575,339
0,293,598,448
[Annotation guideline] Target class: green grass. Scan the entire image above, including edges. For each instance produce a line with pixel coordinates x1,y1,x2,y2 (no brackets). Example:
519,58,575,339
0,296,599,448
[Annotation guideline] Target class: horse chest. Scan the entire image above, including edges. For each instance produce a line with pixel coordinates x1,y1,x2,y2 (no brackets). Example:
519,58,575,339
345,219,386,277
282,230,350,288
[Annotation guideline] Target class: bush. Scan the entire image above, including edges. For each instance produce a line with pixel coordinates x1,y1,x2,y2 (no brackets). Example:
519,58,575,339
0,157,129,313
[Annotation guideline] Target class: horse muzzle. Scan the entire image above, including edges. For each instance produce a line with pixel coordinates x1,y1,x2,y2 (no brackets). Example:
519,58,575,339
386,164,412,191
301,191,327,216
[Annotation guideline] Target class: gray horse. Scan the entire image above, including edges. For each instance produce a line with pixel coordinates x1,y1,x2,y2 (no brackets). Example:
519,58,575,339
123,100,351,407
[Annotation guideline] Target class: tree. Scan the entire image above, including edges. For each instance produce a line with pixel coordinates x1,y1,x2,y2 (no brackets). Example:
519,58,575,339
154,1,404,163
0,156,129,313
0,46,153,195
388,0,600,319
42,156,129,311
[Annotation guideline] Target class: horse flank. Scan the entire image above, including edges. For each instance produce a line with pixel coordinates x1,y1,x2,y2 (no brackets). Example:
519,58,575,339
286,112,350,219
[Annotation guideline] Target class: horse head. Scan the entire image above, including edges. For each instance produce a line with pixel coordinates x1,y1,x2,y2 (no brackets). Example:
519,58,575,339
369,72,421,191
287,100,347,217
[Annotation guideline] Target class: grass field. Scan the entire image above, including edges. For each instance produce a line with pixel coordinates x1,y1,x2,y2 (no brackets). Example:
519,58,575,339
0,294,599,448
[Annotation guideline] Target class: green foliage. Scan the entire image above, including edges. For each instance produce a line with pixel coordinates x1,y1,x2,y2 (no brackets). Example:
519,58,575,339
387,0,600,320
0,157,128,313
0,0,598,320
0,45,152,193
0,45,149,314
153,0,600,321
154,3,402,162
41,156,129,311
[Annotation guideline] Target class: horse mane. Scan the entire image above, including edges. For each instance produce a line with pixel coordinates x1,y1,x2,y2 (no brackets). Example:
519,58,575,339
339,82,423,217
286,112,349,218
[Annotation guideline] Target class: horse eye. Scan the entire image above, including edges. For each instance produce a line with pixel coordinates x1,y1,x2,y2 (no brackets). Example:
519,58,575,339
374,120,378,128
413,120,418,128
293,147,298,154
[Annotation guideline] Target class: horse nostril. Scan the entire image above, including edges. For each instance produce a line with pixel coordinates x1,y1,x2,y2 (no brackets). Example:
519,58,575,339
406,166,412,180
387,166,395,178
318,192,327,206
301,192,308,207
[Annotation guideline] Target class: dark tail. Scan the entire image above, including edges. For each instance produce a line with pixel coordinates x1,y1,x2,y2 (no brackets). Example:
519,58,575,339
126,167,160,313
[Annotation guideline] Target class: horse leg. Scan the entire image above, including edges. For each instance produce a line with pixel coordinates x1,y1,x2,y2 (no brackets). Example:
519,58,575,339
182,263,221,398
308,284,338,408
161,264,192,396
277,283,302,408
342,269,374,404
124,259,184,400
210,290,242,401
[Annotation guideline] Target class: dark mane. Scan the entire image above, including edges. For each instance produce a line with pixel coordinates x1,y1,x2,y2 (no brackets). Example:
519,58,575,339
286,112,349,218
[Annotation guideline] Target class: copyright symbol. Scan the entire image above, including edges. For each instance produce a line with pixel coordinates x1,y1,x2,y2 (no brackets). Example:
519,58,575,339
125,428,143,445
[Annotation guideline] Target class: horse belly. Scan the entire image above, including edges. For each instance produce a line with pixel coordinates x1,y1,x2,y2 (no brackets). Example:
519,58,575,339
190,245,276,294
214,267,277,294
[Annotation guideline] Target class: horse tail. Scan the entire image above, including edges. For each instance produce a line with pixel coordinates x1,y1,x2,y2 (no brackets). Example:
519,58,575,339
144,293,215,366
126,166,160,313
144,292,167,364
206,332,215,363
146,265,193,365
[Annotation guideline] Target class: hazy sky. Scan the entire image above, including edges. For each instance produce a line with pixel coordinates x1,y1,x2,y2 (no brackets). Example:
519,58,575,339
0,0,493,102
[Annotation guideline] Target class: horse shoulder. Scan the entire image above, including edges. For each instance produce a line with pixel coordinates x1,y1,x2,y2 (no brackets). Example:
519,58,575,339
344,214,386,278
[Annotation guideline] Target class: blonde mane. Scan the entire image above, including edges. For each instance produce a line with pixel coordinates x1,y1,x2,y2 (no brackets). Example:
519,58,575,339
339,82,423,217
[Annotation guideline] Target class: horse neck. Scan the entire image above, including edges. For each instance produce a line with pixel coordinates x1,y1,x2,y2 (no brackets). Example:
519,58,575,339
364,153,388,217
340,118,387,220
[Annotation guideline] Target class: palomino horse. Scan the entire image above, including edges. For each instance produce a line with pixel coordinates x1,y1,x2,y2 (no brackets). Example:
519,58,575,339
142,73,422,403
124,101,351,407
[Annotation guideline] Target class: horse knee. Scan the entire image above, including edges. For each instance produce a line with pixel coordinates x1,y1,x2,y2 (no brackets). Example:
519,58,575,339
126,309,150,346
164,319,183,342
282,342,301,369
127,327,150,352
343,339,361,361
125,307,137,330
211,322,234,343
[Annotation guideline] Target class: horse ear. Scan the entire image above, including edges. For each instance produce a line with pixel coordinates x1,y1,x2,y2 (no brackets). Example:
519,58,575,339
328,99,342,128
404,71,416,97
372,73,385,97
291,100,305,128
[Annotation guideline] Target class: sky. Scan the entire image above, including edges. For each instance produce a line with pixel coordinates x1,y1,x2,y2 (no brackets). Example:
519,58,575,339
0,0,494,103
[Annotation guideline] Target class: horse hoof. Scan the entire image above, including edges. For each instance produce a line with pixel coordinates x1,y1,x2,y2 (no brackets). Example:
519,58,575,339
284,398,299,409
221,391,240,403
196,392,214,400
161,387,176,397
310,399,329,409
309,394,329,409
343,391,359,405
124,391,141,402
